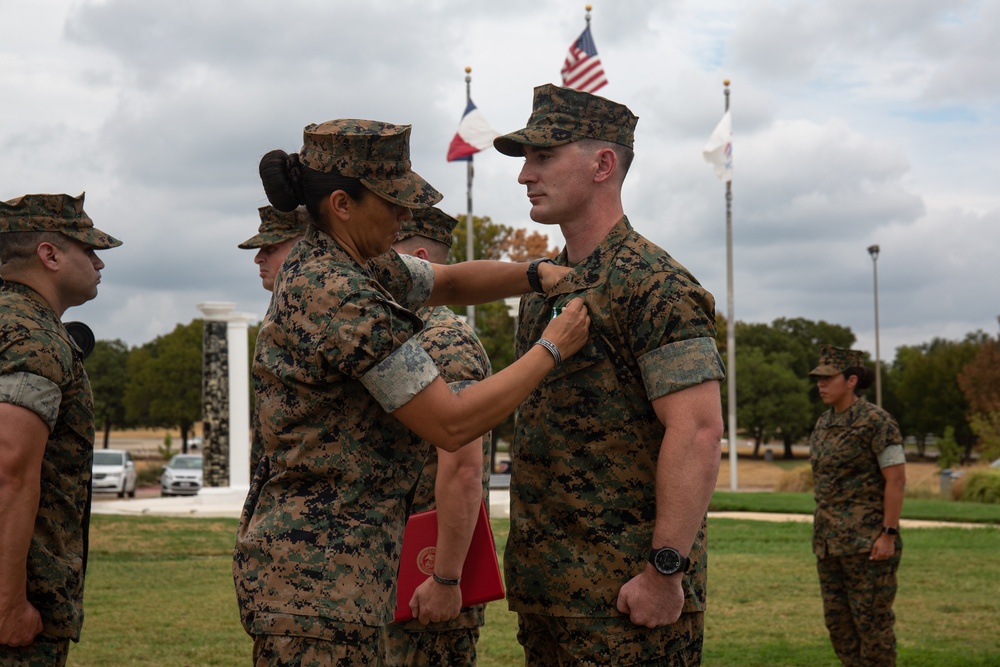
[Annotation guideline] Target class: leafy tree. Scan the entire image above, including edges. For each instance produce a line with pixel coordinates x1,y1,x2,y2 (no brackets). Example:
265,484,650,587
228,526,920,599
85,339,130,448
719,316,855,456
957,338,1000,461
124,320,203,451
891,333,987,460
957,339,1000,415
448,214,559,264
730,348,813,458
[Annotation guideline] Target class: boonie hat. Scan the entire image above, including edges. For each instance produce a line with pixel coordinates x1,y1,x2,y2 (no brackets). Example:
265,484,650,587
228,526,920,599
397,206,458,248
299,120,442,209
809,345,865,377
0,192,122,250
238,206,310,249
494,83,639,157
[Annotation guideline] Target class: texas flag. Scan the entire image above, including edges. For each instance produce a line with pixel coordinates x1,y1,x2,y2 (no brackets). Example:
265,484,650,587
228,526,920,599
447,99,499,162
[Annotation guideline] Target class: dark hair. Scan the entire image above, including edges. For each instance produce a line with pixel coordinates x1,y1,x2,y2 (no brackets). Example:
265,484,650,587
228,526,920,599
576,139,635,183
843,366,874,396
258,150,368,225
0,231,67,264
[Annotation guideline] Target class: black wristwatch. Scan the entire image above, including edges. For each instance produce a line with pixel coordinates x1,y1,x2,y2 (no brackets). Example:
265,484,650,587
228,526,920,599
526,257,555,293
648,547,690,576
882,526,899,536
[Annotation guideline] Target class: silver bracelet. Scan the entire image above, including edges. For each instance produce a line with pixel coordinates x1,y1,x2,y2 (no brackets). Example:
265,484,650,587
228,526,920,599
535,338,562,367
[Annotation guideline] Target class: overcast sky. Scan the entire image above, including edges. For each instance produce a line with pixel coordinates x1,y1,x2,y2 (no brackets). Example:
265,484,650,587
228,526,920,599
2,0,998,363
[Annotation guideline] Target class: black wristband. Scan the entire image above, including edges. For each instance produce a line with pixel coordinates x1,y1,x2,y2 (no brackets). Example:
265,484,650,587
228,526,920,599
527,257,555,293
432,573,461,586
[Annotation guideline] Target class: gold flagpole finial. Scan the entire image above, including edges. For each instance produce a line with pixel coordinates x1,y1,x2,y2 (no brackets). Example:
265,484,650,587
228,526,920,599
465,66,472,74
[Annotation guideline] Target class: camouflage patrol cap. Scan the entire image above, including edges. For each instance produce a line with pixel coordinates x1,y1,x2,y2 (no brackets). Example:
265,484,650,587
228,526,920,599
0,192,122,250
494,83,639,157
396,206,457,248
299,119,443,209
809,345,865,377
238,206,310,249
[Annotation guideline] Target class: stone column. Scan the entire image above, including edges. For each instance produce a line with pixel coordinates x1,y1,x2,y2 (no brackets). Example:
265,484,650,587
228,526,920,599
226,310,254,492
197,302,255,492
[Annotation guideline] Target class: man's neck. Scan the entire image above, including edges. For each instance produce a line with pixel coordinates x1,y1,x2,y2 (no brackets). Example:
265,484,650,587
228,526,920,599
561,206,624,265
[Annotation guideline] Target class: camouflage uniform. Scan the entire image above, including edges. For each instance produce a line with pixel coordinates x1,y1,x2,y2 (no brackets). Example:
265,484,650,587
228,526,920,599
508,218,725,664
0,193,120,666
234,120,443,665
496,84,726,665
383,208,492,667
239,205,311,478
238,205,311,250
809,346,906,667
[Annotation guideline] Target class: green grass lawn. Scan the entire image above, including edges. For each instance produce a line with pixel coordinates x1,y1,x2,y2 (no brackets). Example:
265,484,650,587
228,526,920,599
68,503,1000,667
710,490,1000,524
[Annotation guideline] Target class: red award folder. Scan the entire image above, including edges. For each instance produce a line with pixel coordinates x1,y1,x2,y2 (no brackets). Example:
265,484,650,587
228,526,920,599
394,499,505,622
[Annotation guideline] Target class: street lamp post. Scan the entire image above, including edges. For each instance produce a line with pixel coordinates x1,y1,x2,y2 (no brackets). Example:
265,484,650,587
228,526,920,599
867,244,882,408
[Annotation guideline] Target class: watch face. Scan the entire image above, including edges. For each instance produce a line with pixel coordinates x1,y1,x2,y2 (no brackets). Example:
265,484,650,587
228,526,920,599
654,548,682,574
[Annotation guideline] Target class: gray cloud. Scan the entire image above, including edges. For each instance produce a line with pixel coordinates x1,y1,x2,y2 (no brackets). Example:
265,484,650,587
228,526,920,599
1,0,998,364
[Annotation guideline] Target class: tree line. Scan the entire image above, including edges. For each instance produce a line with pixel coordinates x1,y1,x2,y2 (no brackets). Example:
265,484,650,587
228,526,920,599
84,216,1000,465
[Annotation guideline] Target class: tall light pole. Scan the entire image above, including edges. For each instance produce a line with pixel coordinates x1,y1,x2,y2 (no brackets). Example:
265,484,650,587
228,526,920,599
867,244,882,408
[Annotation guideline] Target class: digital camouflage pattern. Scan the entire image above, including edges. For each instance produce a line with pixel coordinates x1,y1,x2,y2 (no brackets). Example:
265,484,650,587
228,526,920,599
810,397,905,558
238,205,310,249
383,305,492,666
518,612,704,666
252,625,382,666
506,217,725,630
0,192,121,250
809,344,865,377
494,83,639,157
299,120,442,208
0,637,71,667
245,249,433,477
383,625,481,667
810,397,905,667
234,224,439,646
0,281,94,648
817,551,900,667
396,206,458,248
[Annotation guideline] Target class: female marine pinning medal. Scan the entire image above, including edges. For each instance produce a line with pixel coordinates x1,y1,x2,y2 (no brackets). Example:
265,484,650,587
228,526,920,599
232,119,589,665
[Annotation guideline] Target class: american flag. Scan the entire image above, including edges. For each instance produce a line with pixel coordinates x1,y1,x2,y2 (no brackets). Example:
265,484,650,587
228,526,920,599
561,25,608,93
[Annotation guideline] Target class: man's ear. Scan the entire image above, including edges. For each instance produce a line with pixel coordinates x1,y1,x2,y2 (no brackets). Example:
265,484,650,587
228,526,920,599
412,247,430,262
36,242,61,271
593,147,618,184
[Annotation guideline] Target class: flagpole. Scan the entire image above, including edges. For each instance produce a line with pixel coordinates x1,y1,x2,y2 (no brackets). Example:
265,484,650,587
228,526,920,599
723,80,738,491
464,66,476,330
585,4,591,26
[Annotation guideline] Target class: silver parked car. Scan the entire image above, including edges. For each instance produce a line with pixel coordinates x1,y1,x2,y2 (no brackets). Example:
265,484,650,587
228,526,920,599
92,449,138,498
160,454,203,496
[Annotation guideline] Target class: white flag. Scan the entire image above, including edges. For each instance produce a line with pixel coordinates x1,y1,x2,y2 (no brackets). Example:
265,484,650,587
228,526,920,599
703,111,733,182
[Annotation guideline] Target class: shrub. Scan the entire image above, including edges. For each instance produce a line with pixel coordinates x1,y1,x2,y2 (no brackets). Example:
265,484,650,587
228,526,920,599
936,425,962,469
776,466,814,492
158,433,174,460
960,470,1000,504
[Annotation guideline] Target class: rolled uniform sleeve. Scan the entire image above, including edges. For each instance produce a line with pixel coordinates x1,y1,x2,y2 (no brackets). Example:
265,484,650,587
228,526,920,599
0,371,61,432
639,338,726,400
324,290,438,412
361,336,440,413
